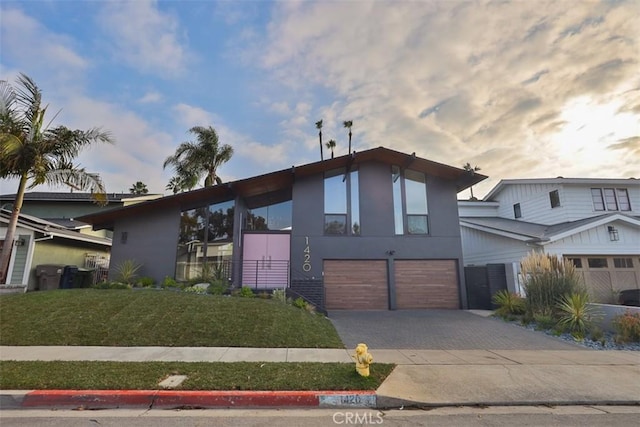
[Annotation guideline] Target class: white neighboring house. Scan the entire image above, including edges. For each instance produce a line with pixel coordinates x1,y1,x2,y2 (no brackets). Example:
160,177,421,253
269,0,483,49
459,178,640,303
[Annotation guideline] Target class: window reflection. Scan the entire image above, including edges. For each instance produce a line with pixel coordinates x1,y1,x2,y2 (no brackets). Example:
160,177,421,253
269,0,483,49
324,168,359,236
392,167,429,235
246,200,292,231
176,200,234,282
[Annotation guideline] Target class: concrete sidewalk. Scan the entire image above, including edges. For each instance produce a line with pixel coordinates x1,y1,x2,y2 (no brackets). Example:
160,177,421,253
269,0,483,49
1,346,639,409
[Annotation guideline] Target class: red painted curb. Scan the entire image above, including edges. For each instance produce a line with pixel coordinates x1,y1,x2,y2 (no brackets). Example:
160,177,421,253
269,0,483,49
21,390,376,409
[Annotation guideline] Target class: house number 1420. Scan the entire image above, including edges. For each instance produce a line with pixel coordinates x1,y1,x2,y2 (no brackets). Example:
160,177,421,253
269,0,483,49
302,236,312,272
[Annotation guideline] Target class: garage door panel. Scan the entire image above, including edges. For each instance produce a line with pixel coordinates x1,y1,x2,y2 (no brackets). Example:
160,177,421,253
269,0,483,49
324,260,388,310
395,260,459,309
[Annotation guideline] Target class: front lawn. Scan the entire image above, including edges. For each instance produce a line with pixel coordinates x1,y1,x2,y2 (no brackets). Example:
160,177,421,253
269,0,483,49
0,361,394,391
0,289,344,348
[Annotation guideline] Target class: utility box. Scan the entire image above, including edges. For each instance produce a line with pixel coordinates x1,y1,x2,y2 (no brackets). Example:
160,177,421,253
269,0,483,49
35,265,64,291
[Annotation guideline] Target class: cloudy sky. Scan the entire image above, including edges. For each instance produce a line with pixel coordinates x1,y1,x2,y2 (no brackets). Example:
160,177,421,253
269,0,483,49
1,0,638,199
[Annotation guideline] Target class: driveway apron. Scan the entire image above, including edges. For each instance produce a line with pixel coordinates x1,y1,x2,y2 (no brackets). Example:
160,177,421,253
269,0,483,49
328,310,584,350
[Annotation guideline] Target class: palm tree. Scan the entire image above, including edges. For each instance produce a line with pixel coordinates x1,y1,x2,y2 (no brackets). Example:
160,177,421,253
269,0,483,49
0,73,113,283
343,120,353,154
163,126,233,190
463,163,482,200
315,119,323,161
129,181,148,195
326,139,336,159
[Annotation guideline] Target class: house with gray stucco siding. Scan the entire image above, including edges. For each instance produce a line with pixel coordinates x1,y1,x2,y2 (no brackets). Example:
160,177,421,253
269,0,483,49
78,147,486,311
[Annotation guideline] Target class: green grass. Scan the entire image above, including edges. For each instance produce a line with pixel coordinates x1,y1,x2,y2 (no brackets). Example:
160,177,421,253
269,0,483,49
0,361,394,391
0,289,343,348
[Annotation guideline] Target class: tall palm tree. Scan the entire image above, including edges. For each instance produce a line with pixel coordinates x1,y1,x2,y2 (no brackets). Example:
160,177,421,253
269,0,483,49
326,139,336,159
315,119,323,161
343,120,353,154
163,126,233,190
463,162,482,200
0,73,113,283
129,181,149,195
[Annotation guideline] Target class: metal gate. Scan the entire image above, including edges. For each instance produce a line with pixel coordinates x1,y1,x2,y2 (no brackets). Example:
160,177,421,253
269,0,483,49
464,264,508,310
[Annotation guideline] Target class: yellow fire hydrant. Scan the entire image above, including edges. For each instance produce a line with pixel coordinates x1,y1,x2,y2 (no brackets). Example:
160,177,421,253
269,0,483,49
354,343,373,377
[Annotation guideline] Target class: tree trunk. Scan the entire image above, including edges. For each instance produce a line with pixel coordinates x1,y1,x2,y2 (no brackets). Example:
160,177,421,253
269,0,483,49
0,174,28,284
319,131,323,161
348,131,352,154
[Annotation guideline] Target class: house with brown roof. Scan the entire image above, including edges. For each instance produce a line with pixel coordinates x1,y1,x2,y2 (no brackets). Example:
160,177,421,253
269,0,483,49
78,147,486,311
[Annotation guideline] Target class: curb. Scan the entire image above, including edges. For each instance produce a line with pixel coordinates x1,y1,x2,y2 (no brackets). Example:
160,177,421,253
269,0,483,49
6,390,377,409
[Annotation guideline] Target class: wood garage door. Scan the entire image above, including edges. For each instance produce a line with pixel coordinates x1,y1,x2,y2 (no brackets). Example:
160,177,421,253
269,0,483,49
395,260,459,309
324,260,388,310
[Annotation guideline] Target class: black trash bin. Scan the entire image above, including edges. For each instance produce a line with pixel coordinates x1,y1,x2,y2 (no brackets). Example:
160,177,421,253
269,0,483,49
73,268,95,288
35,265,64,291
59,265,79,289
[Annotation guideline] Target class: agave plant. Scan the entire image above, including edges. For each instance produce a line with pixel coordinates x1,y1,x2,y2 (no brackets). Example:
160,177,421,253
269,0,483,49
492,290,526,317
556,293,600,339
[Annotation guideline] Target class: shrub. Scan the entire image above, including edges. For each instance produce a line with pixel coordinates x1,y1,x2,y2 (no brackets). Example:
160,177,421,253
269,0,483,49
492,290,525,317
612,310,640,343
92,281,131,290
238,286,255,298
272,289,287,303
114,259,142,285
556,293,599,339
207,281,228,295
161,276,178,288
520,252,585,317
135,276,155,288
292,297,306,309
533,313,556,331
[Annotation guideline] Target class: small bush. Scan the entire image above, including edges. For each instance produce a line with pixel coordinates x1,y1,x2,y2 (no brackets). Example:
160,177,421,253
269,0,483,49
238,286,255,298
533,313,556,331
492,290,525,317
135,277,155,288
92,281,131,290
612,310,640,343
207,281,228,295
161,276,178,288
292,297,306,309
272,289,286,303
114,259,142,285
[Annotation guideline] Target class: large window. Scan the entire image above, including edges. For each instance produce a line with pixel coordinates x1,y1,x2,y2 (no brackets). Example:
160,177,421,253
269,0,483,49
391,167,429,235
246,200,292,231
591,188,631,212
324,168,359,235
176,200,235,281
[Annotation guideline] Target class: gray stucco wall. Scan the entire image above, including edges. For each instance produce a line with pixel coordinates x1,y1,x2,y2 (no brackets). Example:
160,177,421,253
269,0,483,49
109,206,181,284
290,161,468,307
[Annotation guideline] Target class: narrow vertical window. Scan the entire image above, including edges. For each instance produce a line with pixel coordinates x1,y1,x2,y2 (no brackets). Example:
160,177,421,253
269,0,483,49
404,169,428,234
617,189,631,211
350,170,360,235
392,166,403,235
603,188,618,211
324,168,347,234
591,188,605,211
549,190,560,208
513,203,522,218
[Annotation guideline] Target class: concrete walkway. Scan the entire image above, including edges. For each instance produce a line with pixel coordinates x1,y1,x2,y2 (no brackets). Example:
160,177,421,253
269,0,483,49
1,346,639,409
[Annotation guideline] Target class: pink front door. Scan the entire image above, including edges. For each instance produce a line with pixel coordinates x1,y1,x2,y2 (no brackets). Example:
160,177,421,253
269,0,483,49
242,233,290,288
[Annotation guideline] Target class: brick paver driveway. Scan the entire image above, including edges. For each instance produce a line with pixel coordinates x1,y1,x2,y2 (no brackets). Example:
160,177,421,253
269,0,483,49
328,310,584,350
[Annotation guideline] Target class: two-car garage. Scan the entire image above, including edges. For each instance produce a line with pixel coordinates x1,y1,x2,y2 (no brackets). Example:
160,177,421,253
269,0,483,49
323,259,460,310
